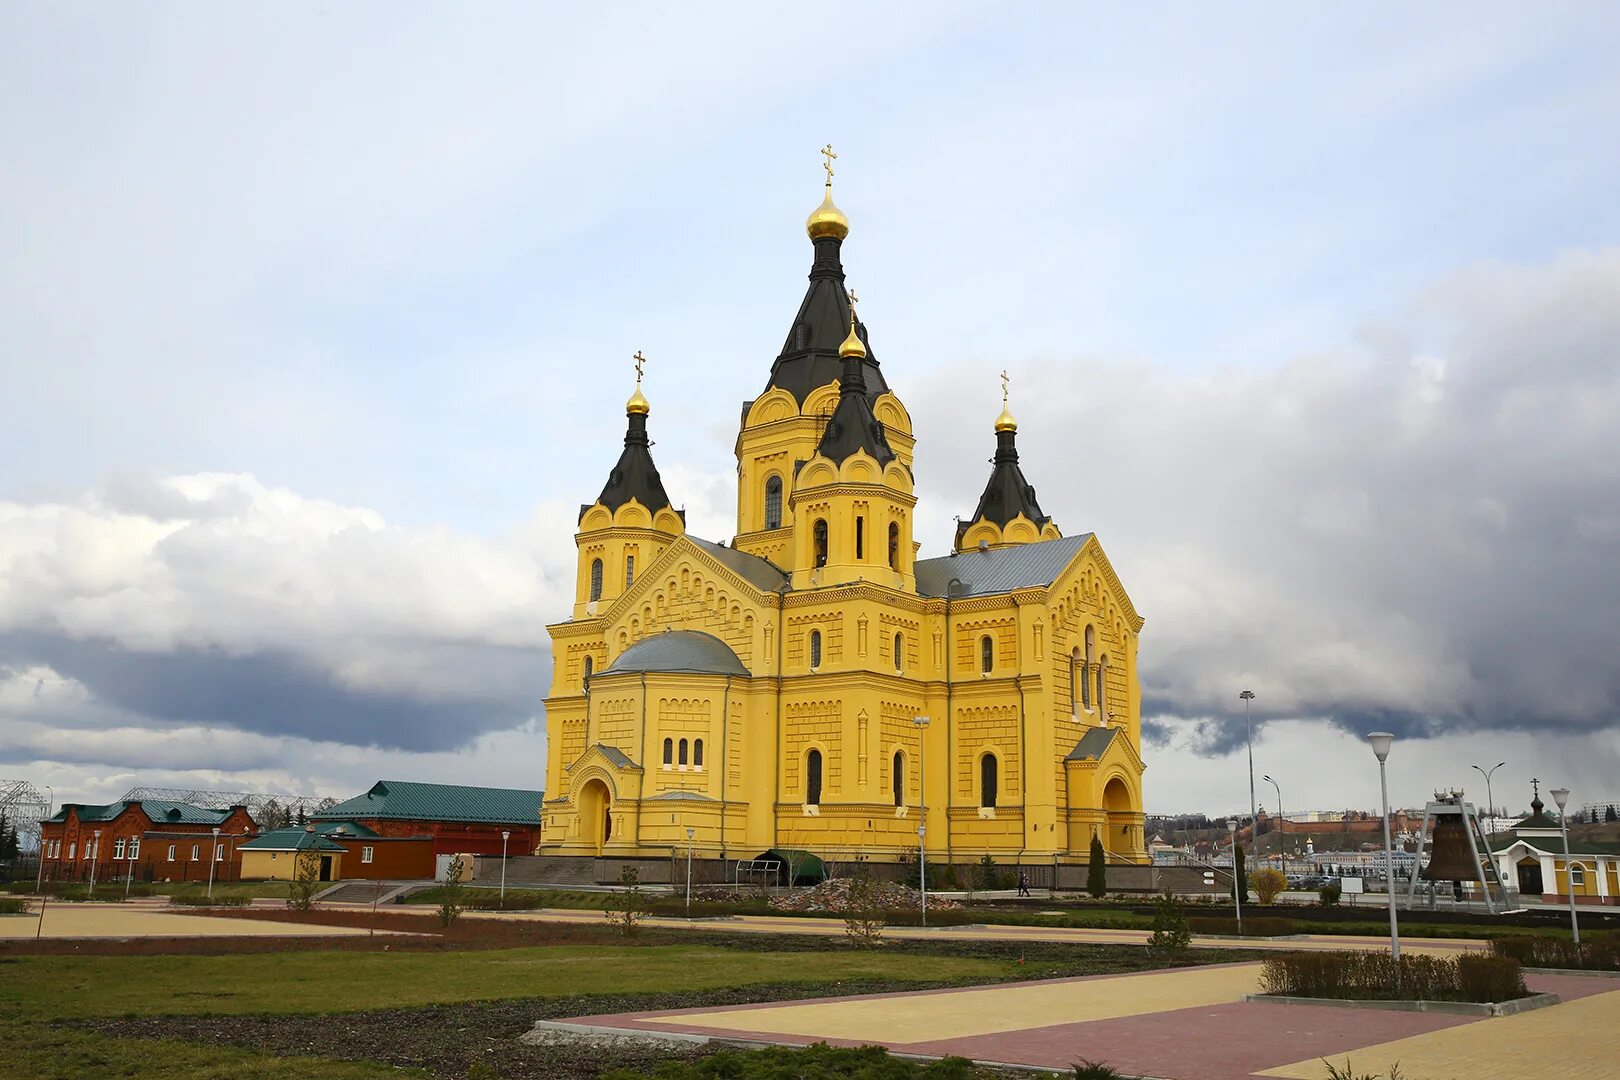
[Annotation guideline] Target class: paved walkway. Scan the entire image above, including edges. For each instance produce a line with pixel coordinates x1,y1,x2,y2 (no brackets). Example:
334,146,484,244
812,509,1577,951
1,901,378,939
457,906,1484,955
559,965,1620,1079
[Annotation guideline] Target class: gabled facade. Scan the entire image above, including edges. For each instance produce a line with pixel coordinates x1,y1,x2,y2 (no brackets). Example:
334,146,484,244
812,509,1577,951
39,800,256,884
312,779,544,857
542,167,1147,866
1491,787,1620,905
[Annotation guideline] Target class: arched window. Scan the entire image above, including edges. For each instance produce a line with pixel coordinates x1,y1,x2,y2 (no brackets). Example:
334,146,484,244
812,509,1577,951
813,519,828,567
888,522,900,570
809,629,823,668
855,516,865,560
894,632,904,671
693,739,704,767
662,738,673,766
624,555,635,588
980,753,998,808
980,635,994,673
764,476,783,530
806,748,823,805
582,656,593,686
892,750,905,806
1097,657,1108,716
589,558,604,602
1571,862,1587,887
678,739,689,766
1081,627,1095,710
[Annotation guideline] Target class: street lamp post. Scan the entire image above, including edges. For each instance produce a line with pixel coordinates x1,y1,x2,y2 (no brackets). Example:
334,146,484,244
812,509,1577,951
1263,774,1284,878
1367,732,1401,962
500,830,511,905
88,830,101,892
1240,691,1258,870
685,827,696,919
913,714,931,927
1549,787,1582,956
207,826,221,899
1227,820,1242,935
36,785,52,894
1471,762,1506,832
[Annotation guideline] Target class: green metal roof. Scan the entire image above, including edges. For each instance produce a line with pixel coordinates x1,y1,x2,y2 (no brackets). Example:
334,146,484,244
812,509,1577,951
312,780,543,826
239,828,347,852
312,821,379,838
46,800,232,826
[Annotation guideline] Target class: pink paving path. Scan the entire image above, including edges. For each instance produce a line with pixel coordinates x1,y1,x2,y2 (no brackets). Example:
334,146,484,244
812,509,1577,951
563,970,1610,1080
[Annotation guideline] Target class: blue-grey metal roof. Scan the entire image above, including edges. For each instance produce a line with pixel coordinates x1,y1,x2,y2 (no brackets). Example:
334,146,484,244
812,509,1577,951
238,828,347,852
312,780,543,825
606,629,750,676
688,537,789,592
1065,726,1119,761
914,533,1092,598
45,800,233,826
595,744,637,769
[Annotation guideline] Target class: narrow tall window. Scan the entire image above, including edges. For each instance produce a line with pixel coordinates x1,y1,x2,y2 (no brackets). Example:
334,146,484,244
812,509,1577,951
888,522,900,570
215,845,225,862
813,519,828,567
663,738,674,766
893,751,905,807
128,838,139,861
764,476,783,529
1082,627,1095,709
166,844,174,862
981,753,999,808
582,656,593,686
625,555,635,588
589,558,604,602
679,739,689,766
113,838,126,860
191,844,200,862
894,632,904,671
693,739,704,767
1097,657,1108,715
855,516,865,559
980,635,994,673
806,749,823,805
809,629,823,668
1070,648,1081,714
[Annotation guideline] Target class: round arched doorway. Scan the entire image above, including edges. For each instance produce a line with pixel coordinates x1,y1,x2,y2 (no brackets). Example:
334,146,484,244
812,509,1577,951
1103,777,1133,856
577,778,613,853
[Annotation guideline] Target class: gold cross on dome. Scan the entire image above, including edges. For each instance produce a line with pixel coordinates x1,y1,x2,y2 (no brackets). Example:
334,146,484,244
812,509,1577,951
1000,369,1010,404
632,350,646,383
820,143,837,185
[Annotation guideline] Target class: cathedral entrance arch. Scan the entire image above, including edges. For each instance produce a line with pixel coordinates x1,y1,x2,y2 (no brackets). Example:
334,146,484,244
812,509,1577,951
578,778,614,853
1103,777,1133,856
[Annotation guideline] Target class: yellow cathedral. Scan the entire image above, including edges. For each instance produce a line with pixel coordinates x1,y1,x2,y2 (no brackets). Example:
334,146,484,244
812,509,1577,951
541,161,1147,868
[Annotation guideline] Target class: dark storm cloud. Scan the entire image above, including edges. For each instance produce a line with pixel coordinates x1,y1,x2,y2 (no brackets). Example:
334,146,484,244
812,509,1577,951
915,250,1620,753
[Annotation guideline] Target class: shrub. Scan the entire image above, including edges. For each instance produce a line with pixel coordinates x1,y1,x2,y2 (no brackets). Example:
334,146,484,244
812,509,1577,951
0,897,30,914
167,894,249,907
600,1043,979,1079
1146,891,1192,957
437,854,467,927
604,866,650,937
1087,835,1107,898
843,862,885,947
286,850,322,911
1259,950,1527,1003
1492,934,1620,971
1318,881,1342,906
1234,846,1248,900
1251,868,1287,905
1073,1062,1126,1079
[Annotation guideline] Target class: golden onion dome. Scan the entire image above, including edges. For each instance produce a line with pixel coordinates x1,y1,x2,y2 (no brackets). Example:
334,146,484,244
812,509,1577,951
626,384,650,415
994,402,1018,433
839,316,866,359
806,185,850,241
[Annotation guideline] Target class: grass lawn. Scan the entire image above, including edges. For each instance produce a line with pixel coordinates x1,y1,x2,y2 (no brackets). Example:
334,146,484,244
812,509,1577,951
0,1021,416,1079
0,943,1004,1021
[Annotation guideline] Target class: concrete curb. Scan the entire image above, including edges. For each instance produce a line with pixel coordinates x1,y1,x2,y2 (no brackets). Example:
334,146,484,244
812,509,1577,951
1243,991,1561,1017
1524,966,1620,979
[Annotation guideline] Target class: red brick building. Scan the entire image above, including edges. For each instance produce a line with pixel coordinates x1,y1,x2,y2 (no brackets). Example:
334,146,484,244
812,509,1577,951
235,822,438,882
40,801,257,884
312,780,542,860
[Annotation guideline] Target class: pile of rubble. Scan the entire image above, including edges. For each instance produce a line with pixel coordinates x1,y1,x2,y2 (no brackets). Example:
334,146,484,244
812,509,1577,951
767,877,961,913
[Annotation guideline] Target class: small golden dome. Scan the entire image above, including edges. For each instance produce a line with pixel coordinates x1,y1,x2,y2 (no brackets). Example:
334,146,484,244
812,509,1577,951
839,315,866,359
806,185,849,241
994,403,1017,433
626,385,650,415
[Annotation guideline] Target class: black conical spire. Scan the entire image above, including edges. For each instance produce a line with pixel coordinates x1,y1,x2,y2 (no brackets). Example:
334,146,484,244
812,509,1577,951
813,308,895,467
581,366,678,522
955,406,1052,547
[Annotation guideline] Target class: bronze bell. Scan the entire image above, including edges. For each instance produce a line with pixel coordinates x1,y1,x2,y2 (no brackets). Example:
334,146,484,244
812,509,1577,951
1422,815,1481,882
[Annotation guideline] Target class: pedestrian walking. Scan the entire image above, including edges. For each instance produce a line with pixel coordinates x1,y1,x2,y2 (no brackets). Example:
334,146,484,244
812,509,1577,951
1017,870,1030,897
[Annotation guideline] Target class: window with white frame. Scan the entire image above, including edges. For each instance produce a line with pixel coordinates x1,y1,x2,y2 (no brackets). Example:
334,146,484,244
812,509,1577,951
113,838,126,860
1571,863,1587,886
68,842,76,860
167,844,176,862
361,846,375,864
191,844,200,861
215,845,225,861
128,838,140,861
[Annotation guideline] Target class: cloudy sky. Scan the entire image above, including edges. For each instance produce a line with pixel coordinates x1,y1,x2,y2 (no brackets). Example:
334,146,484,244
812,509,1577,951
4,4,1619,821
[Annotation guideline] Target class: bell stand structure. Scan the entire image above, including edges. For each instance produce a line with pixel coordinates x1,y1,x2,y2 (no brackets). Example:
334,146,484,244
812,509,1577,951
1404,790,1512,914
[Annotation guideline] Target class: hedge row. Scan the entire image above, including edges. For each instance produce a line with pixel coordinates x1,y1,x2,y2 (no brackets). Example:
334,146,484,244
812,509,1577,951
1187,915,1294,937
167,894,250,907
1259,950,1528,1002
1491,934,1620,971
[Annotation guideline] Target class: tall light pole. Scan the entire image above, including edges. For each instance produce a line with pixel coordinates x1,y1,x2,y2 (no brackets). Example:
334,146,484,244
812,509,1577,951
1471,762,1505,832
685,826,696,919
913,714,931,927
88,830,101,892
500,830,511,905
1240,690,1258,869
207,826,221,899
1549,787,1581,956
1367,732,1400,961
1227,820,1242,935
1262,774,1284,878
